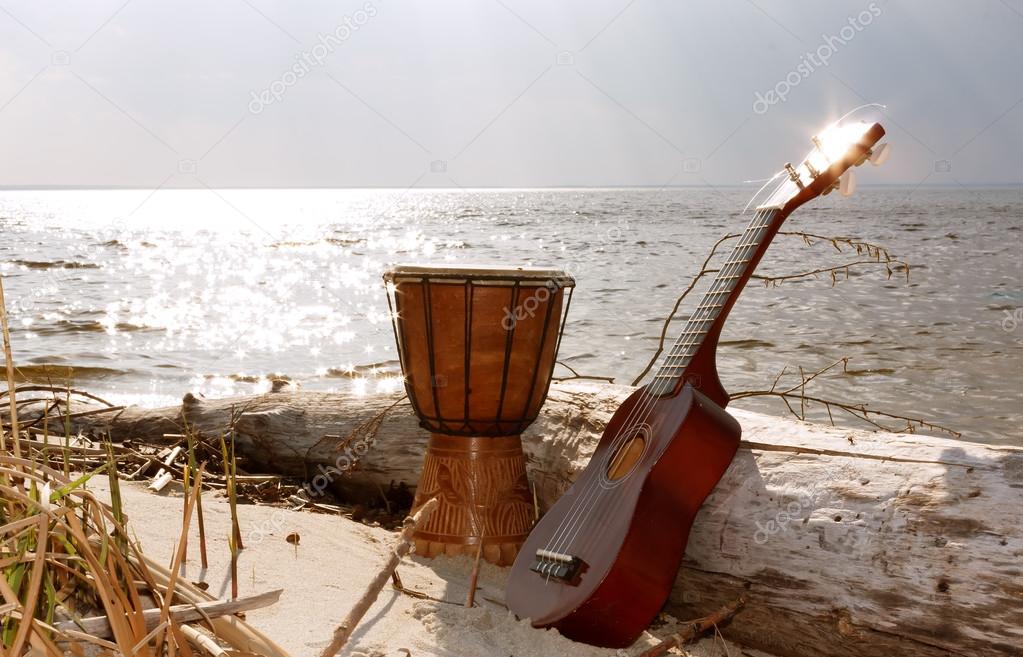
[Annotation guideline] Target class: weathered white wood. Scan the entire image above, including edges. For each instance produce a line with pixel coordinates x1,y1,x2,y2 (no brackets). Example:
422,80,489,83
44,382,625,509
53,589,283,639
23,382,1023,657
673,408,1023,657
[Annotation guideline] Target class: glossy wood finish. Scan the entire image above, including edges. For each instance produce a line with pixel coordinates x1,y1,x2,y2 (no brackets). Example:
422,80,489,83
506,383,740,647
384,266,575,564
385,267,574,436
506,123,887,647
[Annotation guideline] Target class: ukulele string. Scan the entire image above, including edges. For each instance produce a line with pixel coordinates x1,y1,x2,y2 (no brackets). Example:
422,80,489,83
550,208,775,555
540,209,774,563
539,206,777,561
551,210,775,553
540,208,773,554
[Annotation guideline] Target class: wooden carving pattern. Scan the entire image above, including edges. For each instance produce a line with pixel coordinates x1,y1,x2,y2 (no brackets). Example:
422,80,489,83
412,434,534,566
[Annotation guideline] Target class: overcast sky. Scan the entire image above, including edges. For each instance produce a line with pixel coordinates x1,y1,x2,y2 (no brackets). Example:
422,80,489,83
1,0,1021,188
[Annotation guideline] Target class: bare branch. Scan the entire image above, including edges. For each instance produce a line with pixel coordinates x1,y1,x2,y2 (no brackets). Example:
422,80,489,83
730,358,961,438
632,231,910,387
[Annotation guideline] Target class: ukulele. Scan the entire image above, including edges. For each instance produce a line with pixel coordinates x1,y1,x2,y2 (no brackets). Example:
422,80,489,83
506,118,890,648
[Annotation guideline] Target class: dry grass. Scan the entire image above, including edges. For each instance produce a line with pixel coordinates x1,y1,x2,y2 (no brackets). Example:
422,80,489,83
1,275,290,657
1,453,188,656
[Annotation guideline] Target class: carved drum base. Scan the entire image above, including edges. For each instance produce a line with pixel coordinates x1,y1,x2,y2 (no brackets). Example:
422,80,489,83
411,434,534,567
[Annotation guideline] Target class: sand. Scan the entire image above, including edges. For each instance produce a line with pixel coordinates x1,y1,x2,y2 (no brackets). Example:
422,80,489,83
86,476,769,657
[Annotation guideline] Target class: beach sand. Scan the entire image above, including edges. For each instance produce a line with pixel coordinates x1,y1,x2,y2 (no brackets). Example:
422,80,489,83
87,476,770,657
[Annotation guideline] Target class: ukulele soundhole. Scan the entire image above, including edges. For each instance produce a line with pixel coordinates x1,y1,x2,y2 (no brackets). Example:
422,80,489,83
602,424,650,485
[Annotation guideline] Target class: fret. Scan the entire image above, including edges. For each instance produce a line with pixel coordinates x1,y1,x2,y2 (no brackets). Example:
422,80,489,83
656,208,779,377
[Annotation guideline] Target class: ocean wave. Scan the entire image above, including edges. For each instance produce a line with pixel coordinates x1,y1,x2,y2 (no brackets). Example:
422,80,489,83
271,236,366,248
720,339,776,349
198,373,292,384
10,364,130,382
30,320,156,335
9,259,100,270
322,361,400,378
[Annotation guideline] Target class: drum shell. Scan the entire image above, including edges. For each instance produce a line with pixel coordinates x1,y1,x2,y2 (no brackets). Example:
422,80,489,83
386,272,572,436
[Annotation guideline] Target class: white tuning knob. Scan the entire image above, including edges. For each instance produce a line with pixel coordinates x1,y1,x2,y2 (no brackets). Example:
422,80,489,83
869,142,891,166
840,170,857,197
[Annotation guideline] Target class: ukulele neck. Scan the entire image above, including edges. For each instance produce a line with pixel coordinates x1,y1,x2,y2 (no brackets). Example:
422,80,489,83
650,206,786,398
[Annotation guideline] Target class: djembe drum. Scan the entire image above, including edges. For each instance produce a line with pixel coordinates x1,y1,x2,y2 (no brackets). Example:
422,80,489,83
384,265,575,566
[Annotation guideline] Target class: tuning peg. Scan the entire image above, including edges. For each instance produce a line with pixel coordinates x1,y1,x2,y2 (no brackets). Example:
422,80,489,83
840,170,856,197
869,142,891,166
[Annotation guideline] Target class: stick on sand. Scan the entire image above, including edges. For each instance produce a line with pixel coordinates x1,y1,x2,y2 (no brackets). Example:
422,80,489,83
635,596,746,657
318,497,439,657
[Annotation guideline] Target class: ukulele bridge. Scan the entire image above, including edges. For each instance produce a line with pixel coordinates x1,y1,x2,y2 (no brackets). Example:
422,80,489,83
530,549,584,582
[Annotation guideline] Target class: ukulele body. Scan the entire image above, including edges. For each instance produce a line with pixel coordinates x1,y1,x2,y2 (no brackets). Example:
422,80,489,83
506,119,887,648
506,382,740,648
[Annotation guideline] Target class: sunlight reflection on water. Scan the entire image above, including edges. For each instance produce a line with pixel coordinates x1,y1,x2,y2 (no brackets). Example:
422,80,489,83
1,187,1021,444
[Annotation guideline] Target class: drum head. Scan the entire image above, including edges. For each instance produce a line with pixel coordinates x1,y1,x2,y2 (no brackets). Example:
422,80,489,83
384,264,575,288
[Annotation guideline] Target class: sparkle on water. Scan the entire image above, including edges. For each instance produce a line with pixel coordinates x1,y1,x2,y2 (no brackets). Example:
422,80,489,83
1,187,1022,444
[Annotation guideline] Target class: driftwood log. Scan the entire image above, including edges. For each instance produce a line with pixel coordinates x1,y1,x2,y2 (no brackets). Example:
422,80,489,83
27,381,1023,657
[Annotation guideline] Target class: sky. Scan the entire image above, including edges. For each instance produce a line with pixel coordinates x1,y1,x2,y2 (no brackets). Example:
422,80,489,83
0,0,1021,188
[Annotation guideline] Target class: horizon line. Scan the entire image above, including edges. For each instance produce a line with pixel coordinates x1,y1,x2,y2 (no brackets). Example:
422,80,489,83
1,182,1022,192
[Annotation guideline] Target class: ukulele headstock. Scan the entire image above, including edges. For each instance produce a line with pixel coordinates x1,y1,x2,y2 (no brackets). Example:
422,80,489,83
760,119,888,215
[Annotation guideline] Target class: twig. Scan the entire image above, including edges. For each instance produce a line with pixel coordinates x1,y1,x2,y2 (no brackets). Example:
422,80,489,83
632,231,909,387
0,276,21,458
730,358,961,437
0,384,116,407
465,541,484,608
750,259,908,287
635,596,746,657
305,395,407,470
632,232,738,386
318,497,440,657
553,361,614,384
